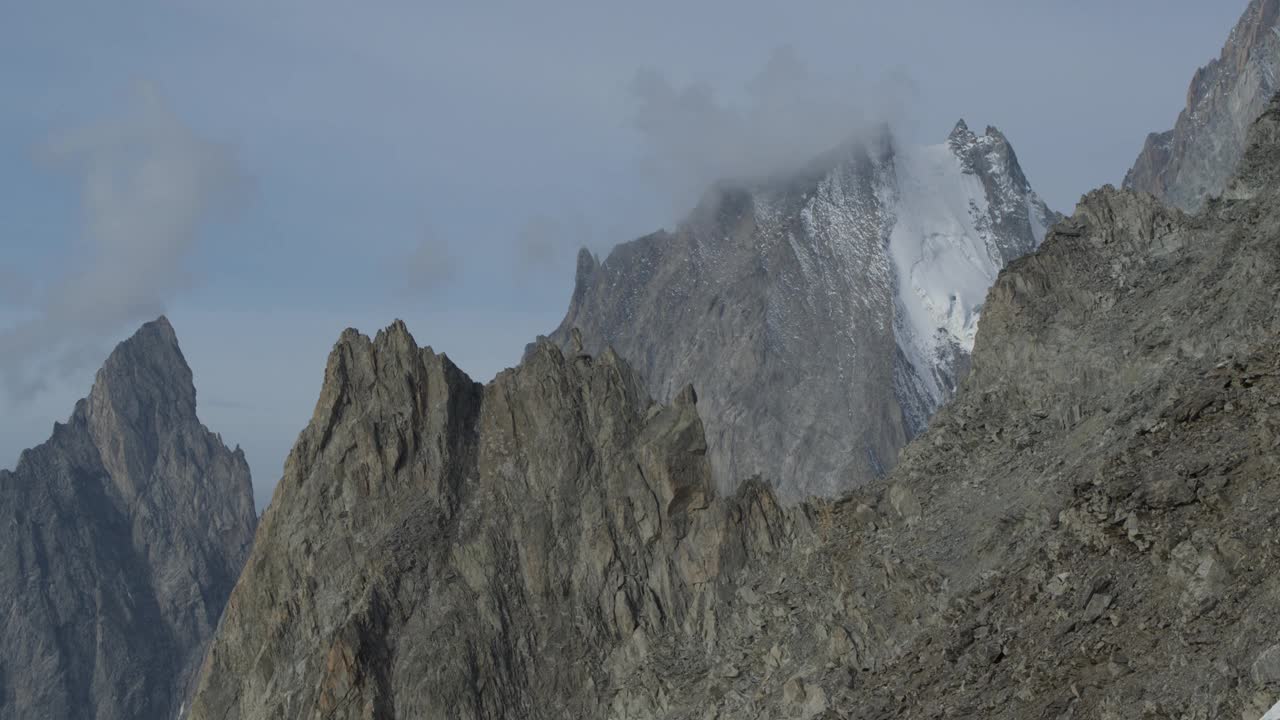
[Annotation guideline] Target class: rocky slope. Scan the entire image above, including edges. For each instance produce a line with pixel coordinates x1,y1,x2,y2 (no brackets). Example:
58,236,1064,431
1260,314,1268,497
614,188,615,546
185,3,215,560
598,93,1280,720
1124,0,1280,212
188,321,804,719
0,317,258,719
194,97,1280,719
546,123,1058,500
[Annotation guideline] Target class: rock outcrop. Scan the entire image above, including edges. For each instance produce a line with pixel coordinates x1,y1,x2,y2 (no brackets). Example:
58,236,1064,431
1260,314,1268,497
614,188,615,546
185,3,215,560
546,123,1057,500
188,322,802,719
194,97,1280,719
0,317,258,720
1124,0,1280,211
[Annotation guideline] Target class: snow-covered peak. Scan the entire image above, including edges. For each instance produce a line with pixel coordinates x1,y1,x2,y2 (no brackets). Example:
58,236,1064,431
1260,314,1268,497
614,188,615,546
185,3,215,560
948,122,1026,187
947,119,978,152
556,116,1058,497
726,121,1056,427
883,124,1059,424
887,141,999,356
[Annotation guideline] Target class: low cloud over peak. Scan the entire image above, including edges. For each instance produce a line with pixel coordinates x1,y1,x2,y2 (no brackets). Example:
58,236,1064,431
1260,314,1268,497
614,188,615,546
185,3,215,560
628,46,917,207
1,82,245,402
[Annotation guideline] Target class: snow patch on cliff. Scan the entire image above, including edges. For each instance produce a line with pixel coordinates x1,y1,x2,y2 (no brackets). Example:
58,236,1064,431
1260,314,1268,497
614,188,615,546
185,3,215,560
889,142,999,365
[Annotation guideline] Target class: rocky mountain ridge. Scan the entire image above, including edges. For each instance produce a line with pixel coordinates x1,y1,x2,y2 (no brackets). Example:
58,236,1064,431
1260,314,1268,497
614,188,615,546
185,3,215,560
1124,0,1280,211
603,92,1280,719
188,321,803,719
191,95,1280,718
0,317,258,720
547,122,1058,500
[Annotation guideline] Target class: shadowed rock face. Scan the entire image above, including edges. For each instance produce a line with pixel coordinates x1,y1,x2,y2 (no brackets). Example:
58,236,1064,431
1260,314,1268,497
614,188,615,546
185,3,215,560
546,125,1057,501
1124,0,1280,212
195,98,1280,719
188,322,799,720
0,317,257,720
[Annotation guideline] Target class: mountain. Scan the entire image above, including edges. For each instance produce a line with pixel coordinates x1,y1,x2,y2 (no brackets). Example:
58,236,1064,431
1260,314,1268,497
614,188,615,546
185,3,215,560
592,94,1280,719
191,96,1280,719
1124,0,1280,211
188,321,796,719
0,318,258,720
545,123,1058,500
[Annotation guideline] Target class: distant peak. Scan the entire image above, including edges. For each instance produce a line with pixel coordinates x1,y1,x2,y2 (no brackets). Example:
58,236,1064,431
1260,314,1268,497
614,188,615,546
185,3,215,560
85,317,199,455
376,319,415,344
101,316,189,385
948,119,977,146
948,119,1012,151
151,314,175,334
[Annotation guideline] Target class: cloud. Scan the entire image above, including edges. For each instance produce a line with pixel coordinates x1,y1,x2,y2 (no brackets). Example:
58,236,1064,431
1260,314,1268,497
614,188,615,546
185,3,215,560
515,214,593,271
402,227,457,296
629,46,918,205
0,82,245,402
402,214,596,299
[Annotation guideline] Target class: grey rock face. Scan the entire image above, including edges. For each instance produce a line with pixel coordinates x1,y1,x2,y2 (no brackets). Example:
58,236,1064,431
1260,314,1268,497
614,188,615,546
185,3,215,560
1124,0,1280,212
188,321,800,720
196,96,1280,719
603,94,1280,719
0,317,258,720
547,125,1057,500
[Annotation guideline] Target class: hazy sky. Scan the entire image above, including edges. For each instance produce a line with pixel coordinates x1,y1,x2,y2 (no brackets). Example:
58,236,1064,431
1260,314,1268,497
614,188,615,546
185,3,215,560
0,1,1251,507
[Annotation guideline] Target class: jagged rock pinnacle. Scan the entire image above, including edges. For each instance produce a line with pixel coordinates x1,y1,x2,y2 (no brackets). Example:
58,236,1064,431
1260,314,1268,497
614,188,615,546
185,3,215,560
0,317,257,719
948,118,976,148
189,320,789,719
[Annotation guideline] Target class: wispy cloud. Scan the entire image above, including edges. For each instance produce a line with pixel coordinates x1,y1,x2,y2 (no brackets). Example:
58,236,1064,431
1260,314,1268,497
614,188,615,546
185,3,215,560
0,82,245,401
514,214,593,271
402,226,457,296
629,46,917,205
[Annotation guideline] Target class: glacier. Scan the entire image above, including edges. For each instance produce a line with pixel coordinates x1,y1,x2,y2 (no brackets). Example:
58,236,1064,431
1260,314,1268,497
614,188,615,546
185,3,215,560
886,122,1057,430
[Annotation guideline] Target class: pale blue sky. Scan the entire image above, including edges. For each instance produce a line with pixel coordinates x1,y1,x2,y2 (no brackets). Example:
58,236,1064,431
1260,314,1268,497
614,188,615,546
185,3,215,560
0,1,1250,507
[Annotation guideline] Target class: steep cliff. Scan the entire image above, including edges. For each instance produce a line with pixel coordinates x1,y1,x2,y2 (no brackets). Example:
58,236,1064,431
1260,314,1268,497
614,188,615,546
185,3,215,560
0,317,258,719
548,123,1057,500
1124,0,1280,211
188,322,801,719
